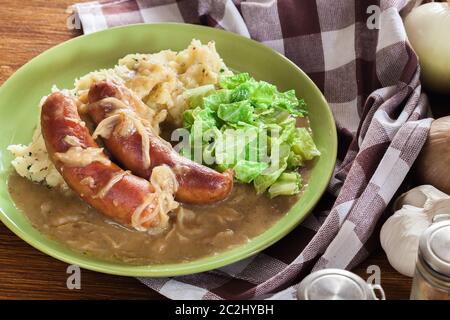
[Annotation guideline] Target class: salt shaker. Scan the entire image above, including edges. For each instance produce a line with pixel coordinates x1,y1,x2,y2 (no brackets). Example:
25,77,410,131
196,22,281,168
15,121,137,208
410,215,450,300
297,269,385,300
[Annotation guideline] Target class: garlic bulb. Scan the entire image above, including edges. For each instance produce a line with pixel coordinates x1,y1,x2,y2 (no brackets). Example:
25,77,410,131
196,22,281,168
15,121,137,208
415,117,450,194
380,185,450,277
404,1,450,93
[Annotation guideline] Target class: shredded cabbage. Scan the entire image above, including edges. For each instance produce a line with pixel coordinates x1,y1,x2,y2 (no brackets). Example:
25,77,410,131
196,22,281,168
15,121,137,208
181,73,320,197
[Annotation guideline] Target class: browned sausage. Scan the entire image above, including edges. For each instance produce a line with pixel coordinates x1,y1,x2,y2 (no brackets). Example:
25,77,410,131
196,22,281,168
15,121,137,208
41,92,175,231
86,81,234,204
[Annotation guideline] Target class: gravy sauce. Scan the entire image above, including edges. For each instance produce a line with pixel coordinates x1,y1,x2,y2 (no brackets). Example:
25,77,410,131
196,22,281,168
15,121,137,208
8,172,303,265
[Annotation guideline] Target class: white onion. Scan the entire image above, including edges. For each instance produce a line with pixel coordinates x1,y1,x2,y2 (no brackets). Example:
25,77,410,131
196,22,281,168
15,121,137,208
405,1,450,93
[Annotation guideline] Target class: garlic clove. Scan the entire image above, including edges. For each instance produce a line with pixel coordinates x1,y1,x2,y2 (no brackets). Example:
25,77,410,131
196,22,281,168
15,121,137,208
393,184,450,211
381,185,450,277
381,208,428,277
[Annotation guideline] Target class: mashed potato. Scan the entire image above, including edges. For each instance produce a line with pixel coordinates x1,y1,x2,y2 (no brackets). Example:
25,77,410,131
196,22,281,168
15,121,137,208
75,39,229,125
8,40,229,189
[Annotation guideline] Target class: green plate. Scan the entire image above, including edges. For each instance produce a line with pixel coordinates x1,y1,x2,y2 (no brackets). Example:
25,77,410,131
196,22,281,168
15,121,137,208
0,23,337,277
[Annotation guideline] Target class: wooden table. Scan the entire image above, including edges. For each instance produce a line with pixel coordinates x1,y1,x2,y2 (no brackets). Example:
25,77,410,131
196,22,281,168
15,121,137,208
0,0,413,300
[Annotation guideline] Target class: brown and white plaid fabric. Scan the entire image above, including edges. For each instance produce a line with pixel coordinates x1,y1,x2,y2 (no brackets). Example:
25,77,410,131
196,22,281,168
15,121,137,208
73,0,432,299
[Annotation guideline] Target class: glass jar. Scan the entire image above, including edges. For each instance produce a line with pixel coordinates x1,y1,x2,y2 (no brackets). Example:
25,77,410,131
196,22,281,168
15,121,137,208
410,216,450,300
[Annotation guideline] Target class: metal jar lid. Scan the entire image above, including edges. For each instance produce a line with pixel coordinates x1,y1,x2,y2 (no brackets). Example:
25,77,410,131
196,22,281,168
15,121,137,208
297,269,381,300
419,218,450,278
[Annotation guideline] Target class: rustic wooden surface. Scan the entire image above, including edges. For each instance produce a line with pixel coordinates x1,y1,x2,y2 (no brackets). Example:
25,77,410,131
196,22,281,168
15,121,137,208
0,0,415,300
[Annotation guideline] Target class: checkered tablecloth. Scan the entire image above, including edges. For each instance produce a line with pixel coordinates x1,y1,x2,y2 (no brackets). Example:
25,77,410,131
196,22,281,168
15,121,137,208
73,0,432,299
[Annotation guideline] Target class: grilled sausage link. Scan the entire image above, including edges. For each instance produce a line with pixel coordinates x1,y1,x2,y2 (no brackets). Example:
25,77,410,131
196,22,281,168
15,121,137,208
41,92,174,231
86,81,234,204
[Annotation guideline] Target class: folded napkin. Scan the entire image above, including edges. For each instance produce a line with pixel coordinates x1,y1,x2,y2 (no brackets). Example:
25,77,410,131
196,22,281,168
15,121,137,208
73,0,432,300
